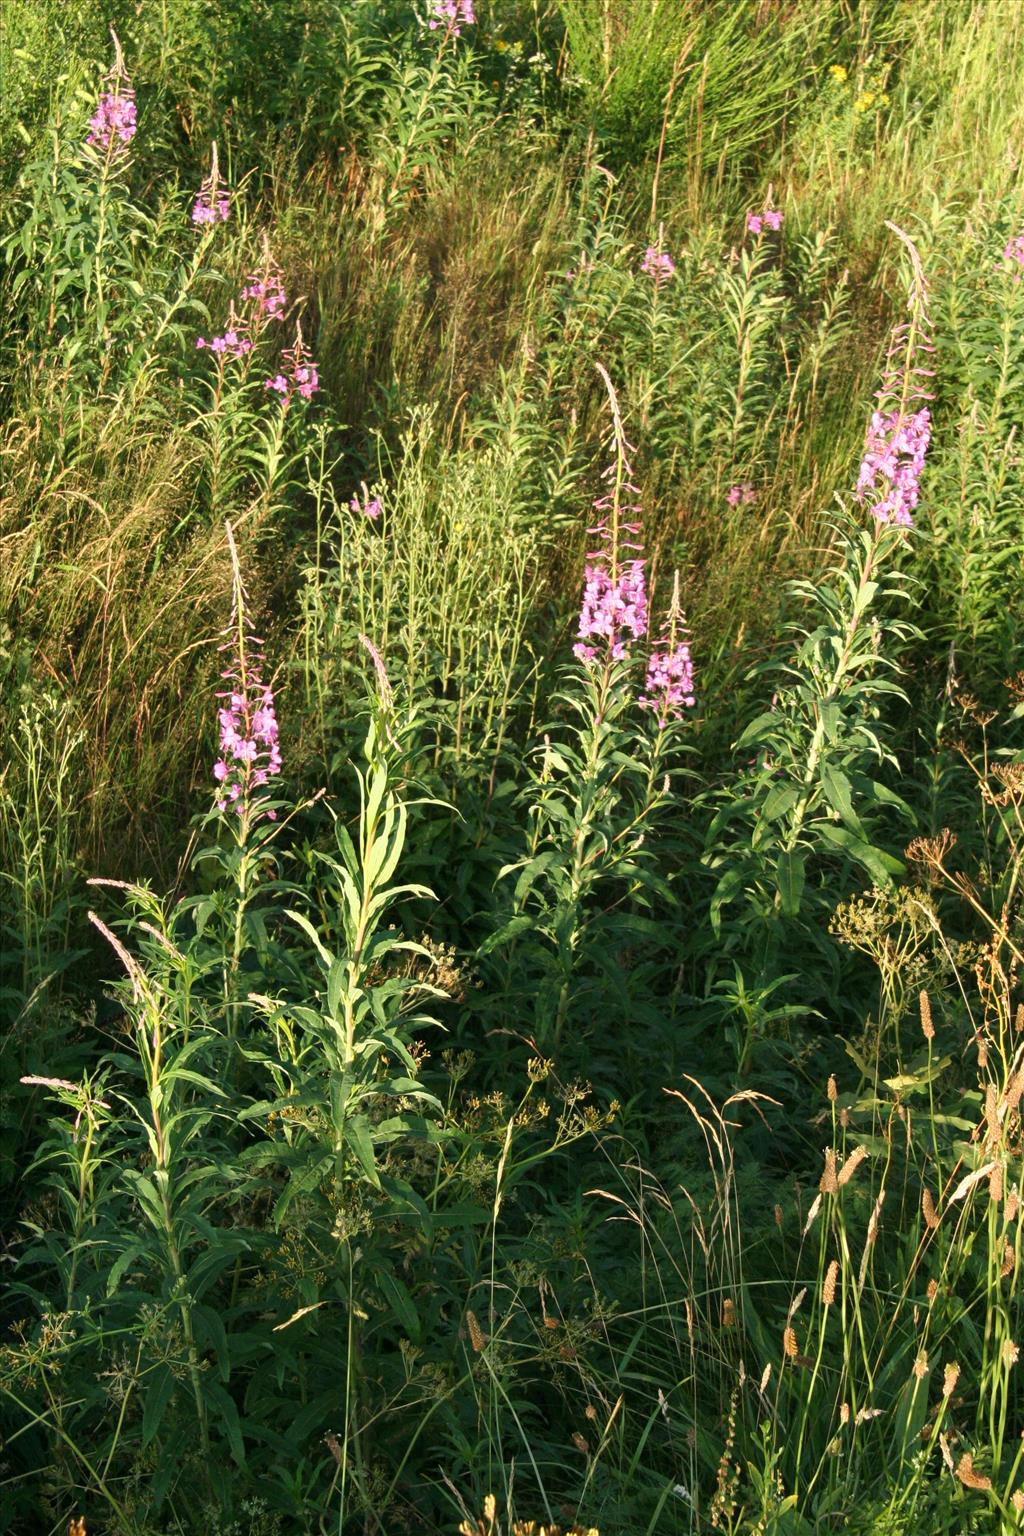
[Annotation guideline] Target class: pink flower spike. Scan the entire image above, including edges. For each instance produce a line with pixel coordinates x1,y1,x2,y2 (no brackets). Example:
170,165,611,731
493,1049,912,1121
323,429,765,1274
640,247,676,283
746,212,763,235
639,572,696,727
213,522,284,825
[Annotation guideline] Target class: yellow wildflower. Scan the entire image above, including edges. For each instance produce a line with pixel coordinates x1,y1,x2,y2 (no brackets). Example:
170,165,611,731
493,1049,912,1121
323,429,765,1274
829,65,848,83
854,90,876,113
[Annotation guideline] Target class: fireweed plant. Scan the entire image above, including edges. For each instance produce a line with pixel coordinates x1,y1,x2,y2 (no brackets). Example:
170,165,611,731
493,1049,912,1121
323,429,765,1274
194,239,320,518
702,226,932,1064
483,366,695,1053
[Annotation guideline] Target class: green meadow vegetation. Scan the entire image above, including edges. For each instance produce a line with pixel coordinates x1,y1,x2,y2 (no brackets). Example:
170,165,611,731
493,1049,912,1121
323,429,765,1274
1,1,1022,1532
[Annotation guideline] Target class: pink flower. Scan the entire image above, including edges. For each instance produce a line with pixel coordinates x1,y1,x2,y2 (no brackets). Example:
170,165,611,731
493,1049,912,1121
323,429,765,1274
240,254,288,323
86,89,137,154
747,201,783,236
350,492,382,520
192,179,231,225
213,530,283,823
262,330,319,406
726,483,757,506
640,247,676,282
427,0,475,36
639,572,695,727
198,322,252,360
856,407,931,527
1002,231,1024,273
574,447,648,664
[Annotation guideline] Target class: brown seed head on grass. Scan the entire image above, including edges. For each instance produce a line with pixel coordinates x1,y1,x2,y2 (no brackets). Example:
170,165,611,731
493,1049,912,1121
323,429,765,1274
827,1074,838,1102
838,1145,868,1185
823,1260,839,1306
919,990,935,1040
955,1452,992,1491
1002,1241,1016,1278
1002,1340,1019,1368
942,1362,960,1397
912,1351,929,1380
783,1327,798,1360
466,1310,486,1353
819,1147,838,1194
985,1083,1001,1145
922,1187,940,1229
